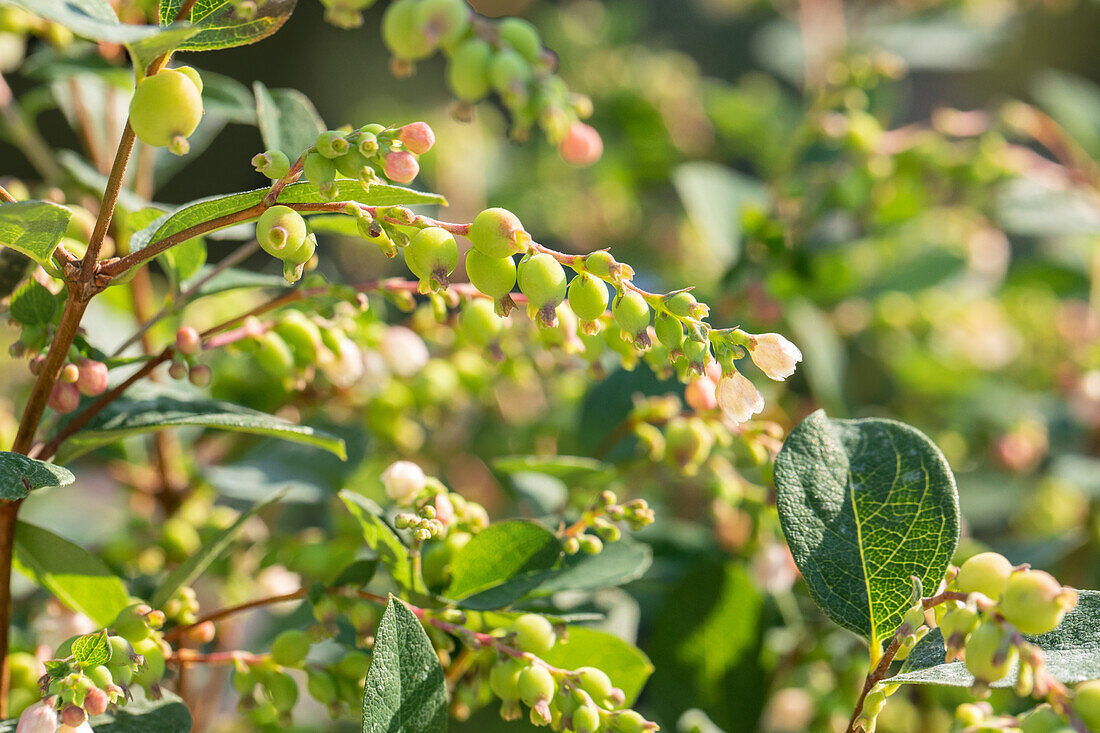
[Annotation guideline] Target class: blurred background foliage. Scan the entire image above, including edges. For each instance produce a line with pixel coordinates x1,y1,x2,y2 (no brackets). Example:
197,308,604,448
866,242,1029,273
2,0,1100,731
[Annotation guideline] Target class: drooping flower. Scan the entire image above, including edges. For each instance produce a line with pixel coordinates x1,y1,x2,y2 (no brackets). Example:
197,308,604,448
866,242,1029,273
381,460,427,505
716,370,764,423
749,333,803,381
17,700,58,733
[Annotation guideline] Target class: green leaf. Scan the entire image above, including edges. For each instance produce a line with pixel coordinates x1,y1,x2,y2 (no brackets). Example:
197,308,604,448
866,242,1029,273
540,627,654,705
254,81,324,159
1031,71,1100,158
160,236,207,285
150,494,281,608
893,590,1100,687
0,201,72,271
491,455,614,484
183,266,292,298
773,410,960,648
72,630,111,668
161,0,296,52
8,279,57,326
1,0,196,70
13,521,130,626
445,520,562,602
0,451,74,500
54,394,346,463
671,162,766,273
526,537,652,597
363,596,447,733
332,558,379,588
88,690,192,732
128,181,447,254
339,492,426,596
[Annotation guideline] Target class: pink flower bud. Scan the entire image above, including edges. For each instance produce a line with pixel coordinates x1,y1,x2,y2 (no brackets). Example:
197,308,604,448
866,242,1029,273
83,687,109,717
424,493,454,527
16,700,57,733
704,359,722,383
59,703,86,728
175,326,202,356
185,620,216,644
384,151,420,184
381,461,426,505
398,122,435,155
188,364,211,387
558,122,603,167
685,376,718,412
76,359,109,397
48,382,80,414
749,333,802,381
716,370,764,423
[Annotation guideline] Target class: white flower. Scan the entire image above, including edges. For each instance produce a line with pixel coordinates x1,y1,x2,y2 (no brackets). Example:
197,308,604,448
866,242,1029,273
381,460,426,505
749,333,802,381
378,327,429,378
17,700,58,733
716,370,764,423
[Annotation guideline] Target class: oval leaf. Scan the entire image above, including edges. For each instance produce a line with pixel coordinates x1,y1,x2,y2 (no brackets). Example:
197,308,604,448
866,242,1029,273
54,395,346,463
72,630,111,668
160,0,295,51
363,597,447,733
445,520,562,602
339,492,426,596
0,201,71,271
0,452,75,500
774,410,960,648
254,81,324,159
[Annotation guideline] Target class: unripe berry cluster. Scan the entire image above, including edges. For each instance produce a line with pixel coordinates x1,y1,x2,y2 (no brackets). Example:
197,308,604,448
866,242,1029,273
8,312,111,414
561,491,654,557
382,460,489,541
378,0,601,163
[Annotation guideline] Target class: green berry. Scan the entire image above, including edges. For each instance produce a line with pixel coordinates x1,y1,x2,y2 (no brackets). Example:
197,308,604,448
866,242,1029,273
665,416,713,469
489,658,524,701
461,298,503,346
955,552,1014,600
270,629,311,667
517,664,555,706
87,664,113,689
466,249,516,297
108,635,132,663
113,604,152,643
584,250,618,279
256,332,296,377
447,38,492,101
132,640,166,687
382,0,436,60
284,232,317,266
509,613,556,655
939,604,980,644
654,312,684,350
303,152,338,199
575,666,613,703
664,291,701,318
315,130,349,158
613,290,650,341
263,670,298,713
615,710,647,733
999,570,1074,635
567,273,609,321
252,150,291,179
306,669,338,705
518,253,567,316
416,0,469,47
490,48,532,95
1074,680,1100,731
405,226,458,288
256,205,308,260
964,622,1016,683
469,208,526,258
498,17,541,63
1020,705,1065,733
580,534,603,554
274,311,323,367
574,704,601,733
337,650,371,679
129,68,203,154
174,65,203,92
335,147,370,179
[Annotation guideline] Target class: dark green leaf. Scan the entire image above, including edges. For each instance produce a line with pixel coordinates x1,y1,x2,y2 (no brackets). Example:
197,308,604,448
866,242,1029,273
13,521,130,626
58,151,149,213
363,596,447,733
339,492,426,596
774,410,960,648
527,537,652,597
88,690,192,732
894,590,1100,687
333,558,379,588
55,395,346,463
0,452,74,500
160,236,206,285
0,201,72,271
151,494,281,608
254,81,324,159
8,279,57,325
445,521,562,602
540,627,654,705
129,181,447,254
72,630,111,667
183,265,291,298
161,0,296,52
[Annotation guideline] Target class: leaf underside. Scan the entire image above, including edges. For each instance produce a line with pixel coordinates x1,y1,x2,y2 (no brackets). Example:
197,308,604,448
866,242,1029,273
0,451,75,500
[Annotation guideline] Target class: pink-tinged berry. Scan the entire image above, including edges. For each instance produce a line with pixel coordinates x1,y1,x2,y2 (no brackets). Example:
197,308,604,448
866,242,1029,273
48,382,79,414
469,208,527,258
559,122,603,167
59,704,86,728
189,364,212,387
685,376,718,412
168,361,188,380
175,326,202,356
76,359,108,397
384,150,420,184
83,687,109,717
399,122,435,154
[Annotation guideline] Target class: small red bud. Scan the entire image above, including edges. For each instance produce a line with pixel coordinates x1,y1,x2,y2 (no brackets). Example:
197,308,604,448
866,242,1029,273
384,151,419,184
558,122,603,167
83,687,109,717
76,359,109,397
398,122,435,155
175,326,202,356
47,382,80,414
59,703,86,728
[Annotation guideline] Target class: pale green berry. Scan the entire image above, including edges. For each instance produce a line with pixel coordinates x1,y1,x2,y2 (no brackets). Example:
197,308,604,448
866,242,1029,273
469,208,526,258
964,622,1016,684
465,249,516,297
270,629,311,667
498,17,541,63
518,253,567,319
256,205,308,259
113,604,153,643
999,570,1075,635
490,48,532,95
263,670,298,712
130,68,203,154
665,416,713,470
509,613,556,654
275,311,323,367
575,666,613,703
574,704,601,733
517,664,555,706
405,227,458,288
335,147,370,179
567,272,609,321
580,534,603,554
337,650,371,679
416,0,469,47
489,658,524,701
256,332,295,377
132,640,166,687
1019,705,1065,733
381,0,436,60
461,298,503,346
664,291,702,318
307,668,338,705
252,149,291,179
654,312,684,350
613,290,650,342
304,153,338,199
447,38,492,101
1074,680,1100,731
315,130,349,158
615,710,647,733
955,552,1014,600
87,665,113,689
